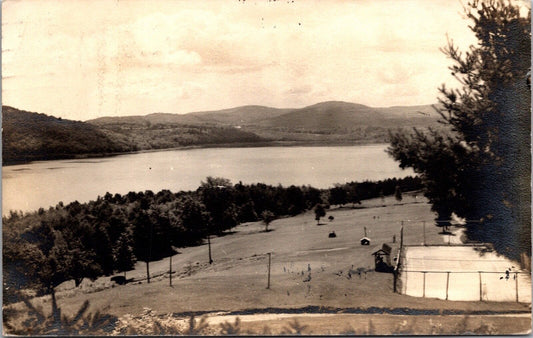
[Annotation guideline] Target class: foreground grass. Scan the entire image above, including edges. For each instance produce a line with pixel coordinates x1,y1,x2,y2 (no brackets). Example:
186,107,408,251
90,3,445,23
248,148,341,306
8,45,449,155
6,303,529,335
5,194,531,335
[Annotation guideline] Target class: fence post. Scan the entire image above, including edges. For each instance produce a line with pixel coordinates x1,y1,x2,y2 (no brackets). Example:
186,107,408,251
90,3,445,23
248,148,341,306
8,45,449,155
479,272,482,301
208,234,213,264
423,221,426,245
446,271,450,300
422,272,426,298
515,272,519,302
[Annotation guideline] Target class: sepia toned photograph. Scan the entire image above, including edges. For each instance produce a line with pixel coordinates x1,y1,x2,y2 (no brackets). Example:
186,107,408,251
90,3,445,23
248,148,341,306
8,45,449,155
2,0,531,335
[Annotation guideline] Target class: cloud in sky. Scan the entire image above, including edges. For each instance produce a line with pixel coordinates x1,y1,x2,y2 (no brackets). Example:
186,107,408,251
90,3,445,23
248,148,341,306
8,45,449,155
2,0,479,120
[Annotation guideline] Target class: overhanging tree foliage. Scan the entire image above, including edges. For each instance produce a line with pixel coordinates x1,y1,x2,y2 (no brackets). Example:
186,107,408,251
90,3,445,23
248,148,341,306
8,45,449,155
387,0,530,260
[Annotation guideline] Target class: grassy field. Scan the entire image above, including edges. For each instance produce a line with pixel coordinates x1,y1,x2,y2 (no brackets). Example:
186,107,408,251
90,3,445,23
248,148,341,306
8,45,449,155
7,193,531,335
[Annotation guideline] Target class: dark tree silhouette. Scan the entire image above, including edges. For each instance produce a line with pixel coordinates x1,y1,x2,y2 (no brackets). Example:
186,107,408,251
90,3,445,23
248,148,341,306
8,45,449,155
329,185,348,206
113,226,136,278
394,185,403,203
388,0,531,260
260,210,275,232
314,204,326,225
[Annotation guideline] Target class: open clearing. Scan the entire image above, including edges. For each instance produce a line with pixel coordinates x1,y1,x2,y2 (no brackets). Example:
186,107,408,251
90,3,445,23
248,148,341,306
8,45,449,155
13,194,531,334
401,245,532,302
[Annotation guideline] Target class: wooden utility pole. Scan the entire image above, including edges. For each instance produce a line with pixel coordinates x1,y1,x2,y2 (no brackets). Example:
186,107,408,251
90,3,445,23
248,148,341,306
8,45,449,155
146,261,150,284
208,234,213,264
169,254,173,287
147,223,153,284
168,212,174,286
267,252,272,289
400,226,404,249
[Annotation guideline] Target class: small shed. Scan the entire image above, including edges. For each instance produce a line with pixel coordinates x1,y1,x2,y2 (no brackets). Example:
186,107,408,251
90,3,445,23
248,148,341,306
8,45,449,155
372,243,393,272
360,237,371,245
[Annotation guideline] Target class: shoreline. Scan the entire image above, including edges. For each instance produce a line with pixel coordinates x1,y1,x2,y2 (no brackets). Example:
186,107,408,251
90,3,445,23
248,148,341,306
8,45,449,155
2,140,389,166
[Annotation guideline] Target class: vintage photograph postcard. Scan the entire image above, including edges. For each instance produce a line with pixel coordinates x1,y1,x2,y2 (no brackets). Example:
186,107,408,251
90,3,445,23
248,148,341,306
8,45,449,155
2,0,531,335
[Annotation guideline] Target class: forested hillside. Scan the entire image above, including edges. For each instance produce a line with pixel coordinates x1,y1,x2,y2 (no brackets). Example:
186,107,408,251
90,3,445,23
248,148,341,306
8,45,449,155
3,101,445,164
89,101,444,146
95,120,264,151
2,106,135,164
2,106,266,164
3,175,422,303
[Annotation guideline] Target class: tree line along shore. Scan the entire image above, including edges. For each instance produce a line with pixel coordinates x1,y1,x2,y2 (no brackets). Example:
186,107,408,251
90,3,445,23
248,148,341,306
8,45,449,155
3,175,421,304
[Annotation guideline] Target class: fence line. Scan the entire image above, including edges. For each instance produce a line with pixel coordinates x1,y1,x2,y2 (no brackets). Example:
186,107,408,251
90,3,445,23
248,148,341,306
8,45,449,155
400,270,529,274
393,222,531,303
396,269,529,302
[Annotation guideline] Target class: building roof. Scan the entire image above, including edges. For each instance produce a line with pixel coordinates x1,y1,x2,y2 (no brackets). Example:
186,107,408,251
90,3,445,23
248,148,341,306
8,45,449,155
372,243,392,255
372,249,390,256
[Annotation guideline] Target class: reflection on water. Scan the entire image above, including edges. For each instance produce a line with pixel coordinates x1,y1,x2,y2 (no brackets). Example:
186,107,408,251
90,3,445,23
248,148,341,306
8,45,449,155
2,144,413,214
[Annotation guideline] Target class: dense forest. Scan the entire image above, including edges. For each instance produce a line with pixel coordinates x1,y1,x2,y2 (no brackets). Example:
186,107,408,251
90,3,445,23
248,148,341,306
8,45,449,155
3,176,422,303
2,106,136,164
2,106,266,165
96,121,264,151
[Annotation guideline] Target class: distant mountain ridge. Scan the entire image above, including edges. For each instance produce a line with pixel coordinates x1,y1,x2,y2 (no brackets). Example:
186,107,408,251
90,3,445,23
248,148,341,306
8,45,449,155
3,101,443,165
87,105,294,126
255,101,440,130
87,101,440,128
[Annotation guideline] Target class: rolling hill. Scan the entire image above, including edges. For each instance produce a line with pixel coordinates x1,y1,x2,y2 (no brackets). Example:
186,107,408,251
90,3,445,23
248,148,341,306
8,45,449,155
256,101,440,130
3,106,267,165
87,101,443,144
4,101,444,164
186,105,293,125
88,101,440,130
88,105,293,126
2,106,136,164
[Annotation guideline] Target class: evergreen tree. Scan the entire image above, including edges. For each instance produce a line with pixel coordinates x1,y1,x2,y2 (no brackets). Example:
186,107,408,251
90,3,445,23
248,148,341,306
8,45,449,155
113,227,136,278
314,204,326,225
388,0,530,260
394,185,403,203
260,210,276,232
198,177,238,233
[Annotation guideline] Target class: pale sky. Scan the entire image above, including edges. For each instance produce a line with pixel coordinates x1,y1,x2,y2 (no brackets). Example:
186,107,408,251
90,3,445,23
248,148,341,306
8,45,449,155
2,0,480,121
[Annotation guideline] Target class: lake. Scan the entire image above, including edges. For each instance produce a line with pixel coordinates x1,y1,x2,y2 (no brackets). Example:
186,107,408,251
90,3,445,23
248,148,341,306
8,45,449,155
2,144,413,215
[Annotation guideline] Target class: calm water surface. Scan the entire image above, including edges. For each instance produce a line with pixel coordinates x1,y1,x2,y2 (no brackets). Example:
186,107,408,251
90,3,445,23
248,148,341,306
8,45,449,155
2,145,413,214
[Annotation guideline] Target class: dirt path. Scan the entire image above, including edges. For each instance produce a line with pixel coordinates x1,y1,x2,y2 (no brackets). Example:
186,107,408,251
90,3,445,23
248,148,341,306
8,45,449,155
201,312,531,335
140,310,531,335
